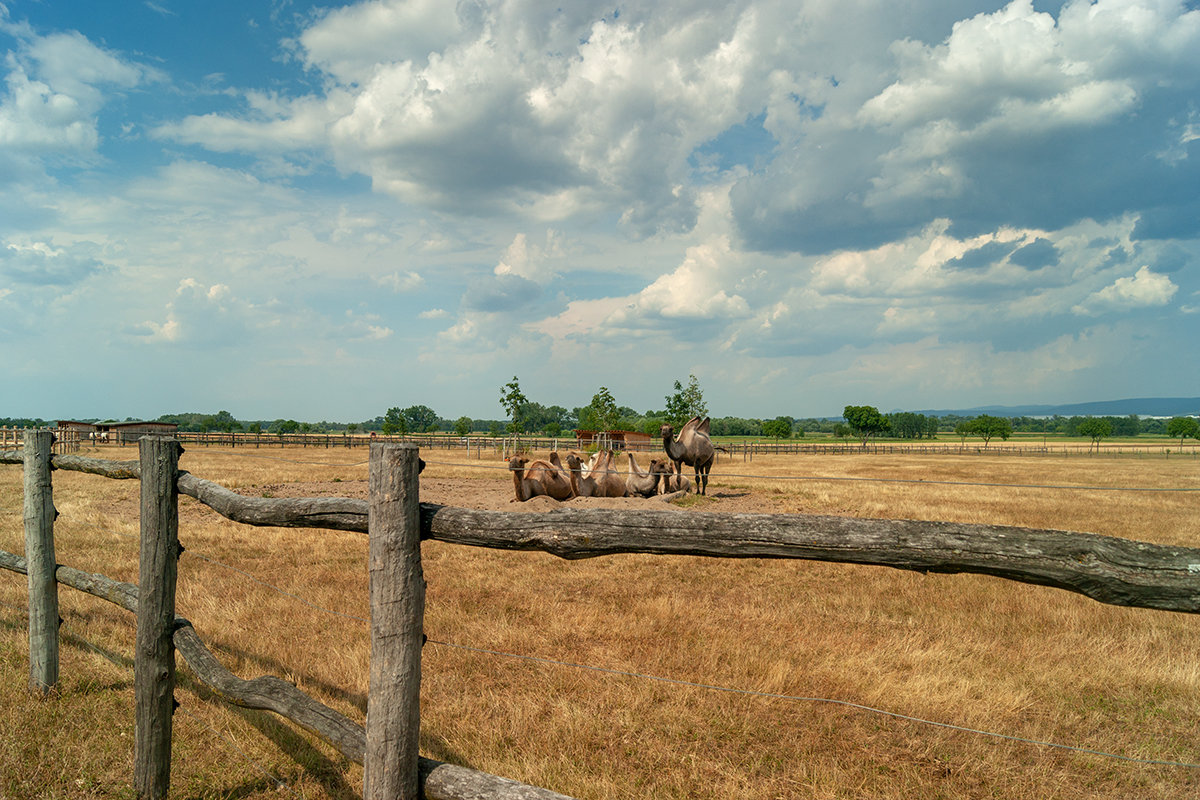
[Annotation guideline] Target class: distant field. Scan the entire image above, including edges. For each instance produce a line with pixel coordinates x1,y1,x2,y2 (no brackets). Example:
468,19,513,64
2,445,1199,799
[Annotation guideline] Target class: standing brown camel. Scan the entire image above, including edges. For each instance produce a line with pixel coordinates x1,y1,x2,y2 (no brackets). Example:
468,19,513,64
661,416,715,495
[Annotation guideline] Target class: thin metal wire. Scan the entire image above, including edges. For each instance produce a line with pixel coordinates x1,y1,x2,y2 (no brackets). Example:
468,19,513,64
182,450,368,467
175,704,293,795
425,638,1200,770
158,543,1200,772
41,608,295,794
31,476,1200,776
420,457,1200,492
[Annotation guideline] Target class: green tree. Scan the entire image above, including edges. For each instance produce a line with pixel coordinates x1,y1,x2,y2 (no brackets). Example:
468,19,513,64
585,386,620,431
1077,417,1113,451
402,404,440,433
1166,416,1199,447
762,417,793,440
381,407,407,435
967,414,1013,448
664,374,708,429
454,416,473,436
832,422,851,440
843,405,890,447
499,376,528,434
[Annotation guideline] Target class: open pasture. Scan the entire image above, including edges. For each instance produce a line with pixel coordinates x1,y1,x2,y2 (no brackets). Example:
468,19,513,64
2,444,1200,798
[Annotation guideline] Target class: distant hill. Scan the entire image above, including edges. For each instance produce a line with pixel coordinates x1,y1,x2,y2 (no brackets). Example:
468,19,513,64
906,397,1200,418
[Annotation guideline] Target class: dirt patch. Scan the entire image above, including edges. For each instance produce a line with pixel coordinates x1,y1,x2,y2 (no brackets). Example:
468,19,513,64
242,478,782,514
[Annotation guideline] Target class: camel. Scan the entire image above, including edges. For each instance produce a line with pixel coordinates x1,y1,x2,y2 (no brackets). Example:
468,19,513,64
625,452,662,498
565,452,599,497
566,449,627,498
545,451,576,499
661,415,715,495
593,449,629,497
651,459,692,494
508,455,574,502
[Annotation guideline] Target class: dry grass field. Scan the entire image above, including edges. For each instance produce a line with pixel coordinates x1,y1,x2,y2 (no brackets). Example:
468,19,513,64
2,443,1199,799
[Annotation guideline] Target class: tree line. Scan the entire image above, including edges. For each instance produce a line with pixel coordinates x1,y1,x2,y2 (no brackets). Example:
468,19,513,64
5,389,1198,447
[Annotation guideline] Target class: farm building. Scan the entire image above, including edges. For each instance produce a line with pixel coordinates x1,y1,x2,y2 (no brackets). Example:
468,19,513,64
58,420,178,444
57,421,98,435
573,429,653,450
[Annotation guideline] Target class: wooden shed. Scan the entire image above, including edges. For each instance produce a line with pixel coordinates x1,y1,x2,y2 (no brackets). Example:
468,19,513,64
573,429,653,450
96,421,179,444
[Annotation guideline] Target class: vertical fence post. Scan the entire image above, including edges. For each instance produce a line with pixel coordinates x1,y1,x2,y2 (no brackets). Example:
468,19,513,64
23,429,59,695
365,443,424,800
134,436,181,800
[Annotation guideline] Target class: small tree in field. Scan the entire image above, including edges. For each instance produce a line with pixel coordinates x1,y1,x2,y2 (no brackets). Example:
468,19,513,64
968,414,1013,448
1166,416,1199,448
381,407,407,436
586,387,620,431
500,376,528,434
1077,417,1113,452
843,405,890,447
762,417,793,440
454,416,472,436
665,374,707,429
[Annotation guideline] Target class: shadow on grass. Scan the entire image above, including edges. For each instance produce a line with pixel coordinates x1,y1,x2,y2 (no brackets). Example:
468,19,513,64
186,680,359,800
200,635,368,715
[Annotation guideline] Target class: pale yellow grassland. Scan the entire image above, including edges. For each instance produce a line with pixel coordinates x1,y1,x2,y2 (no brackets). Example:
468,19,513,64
1,443,1199,799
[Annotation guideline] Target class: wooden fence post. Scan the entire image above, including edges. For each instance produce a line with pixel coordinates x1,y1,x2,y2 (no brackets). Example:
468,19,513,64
134,436,181,800
365,442,424,800
23,429,59,695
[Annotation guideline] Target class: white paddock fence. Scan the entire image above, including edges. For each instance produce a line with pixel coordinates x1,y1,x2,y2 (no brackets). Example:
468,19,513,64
4,433,1200,799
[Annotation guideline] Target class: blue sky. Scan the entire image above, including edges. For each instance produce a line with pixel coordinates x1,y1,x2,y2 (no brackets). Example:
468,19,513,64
1,0,1197,422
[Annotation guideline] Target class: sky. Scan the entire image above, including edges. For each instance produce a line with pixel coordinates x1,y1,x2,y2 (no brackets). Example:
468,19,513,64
1,0,1198,423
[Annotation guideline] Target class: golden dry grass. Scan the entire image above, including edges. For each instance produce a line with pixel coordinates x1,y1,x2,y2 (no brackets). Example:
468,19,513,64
1,443,1199,799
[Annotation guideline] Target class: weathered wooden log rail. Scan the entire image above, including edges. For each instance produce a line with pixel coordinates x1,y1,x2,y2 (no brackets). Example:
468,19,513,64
5,448,1197,614
1,444,572,800
0,548,569,800
4,443,1200,798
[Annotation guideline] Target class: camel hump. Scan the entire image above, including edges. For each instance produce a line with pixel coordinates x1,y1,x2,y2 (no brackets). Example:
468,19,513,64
698,416,711,436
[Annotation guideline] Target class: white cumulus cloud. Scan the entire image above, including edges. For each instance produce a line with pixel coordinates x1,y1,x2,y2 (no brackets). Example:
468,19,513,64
1072,265,1178,315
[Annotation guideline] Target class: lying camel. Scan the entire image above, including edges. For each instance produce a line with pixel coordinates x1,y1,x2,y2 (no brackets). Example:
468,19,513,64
508,455,575,502
651,459,692,494
565,452,599,497
592,449,629,498
626,452,661,498
565,449,627,498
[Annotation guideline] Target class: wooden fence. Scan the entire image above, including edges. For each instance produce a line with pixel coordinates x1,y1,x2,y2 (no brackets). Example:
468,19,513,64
1,426,79,454
63,427,1200,459
4,434,1200,798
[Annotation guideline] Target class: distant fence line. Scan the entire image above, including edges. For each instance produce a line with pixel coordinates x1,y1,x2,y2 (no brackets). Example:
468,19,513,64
4,427,1186,458
0,426,79,454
